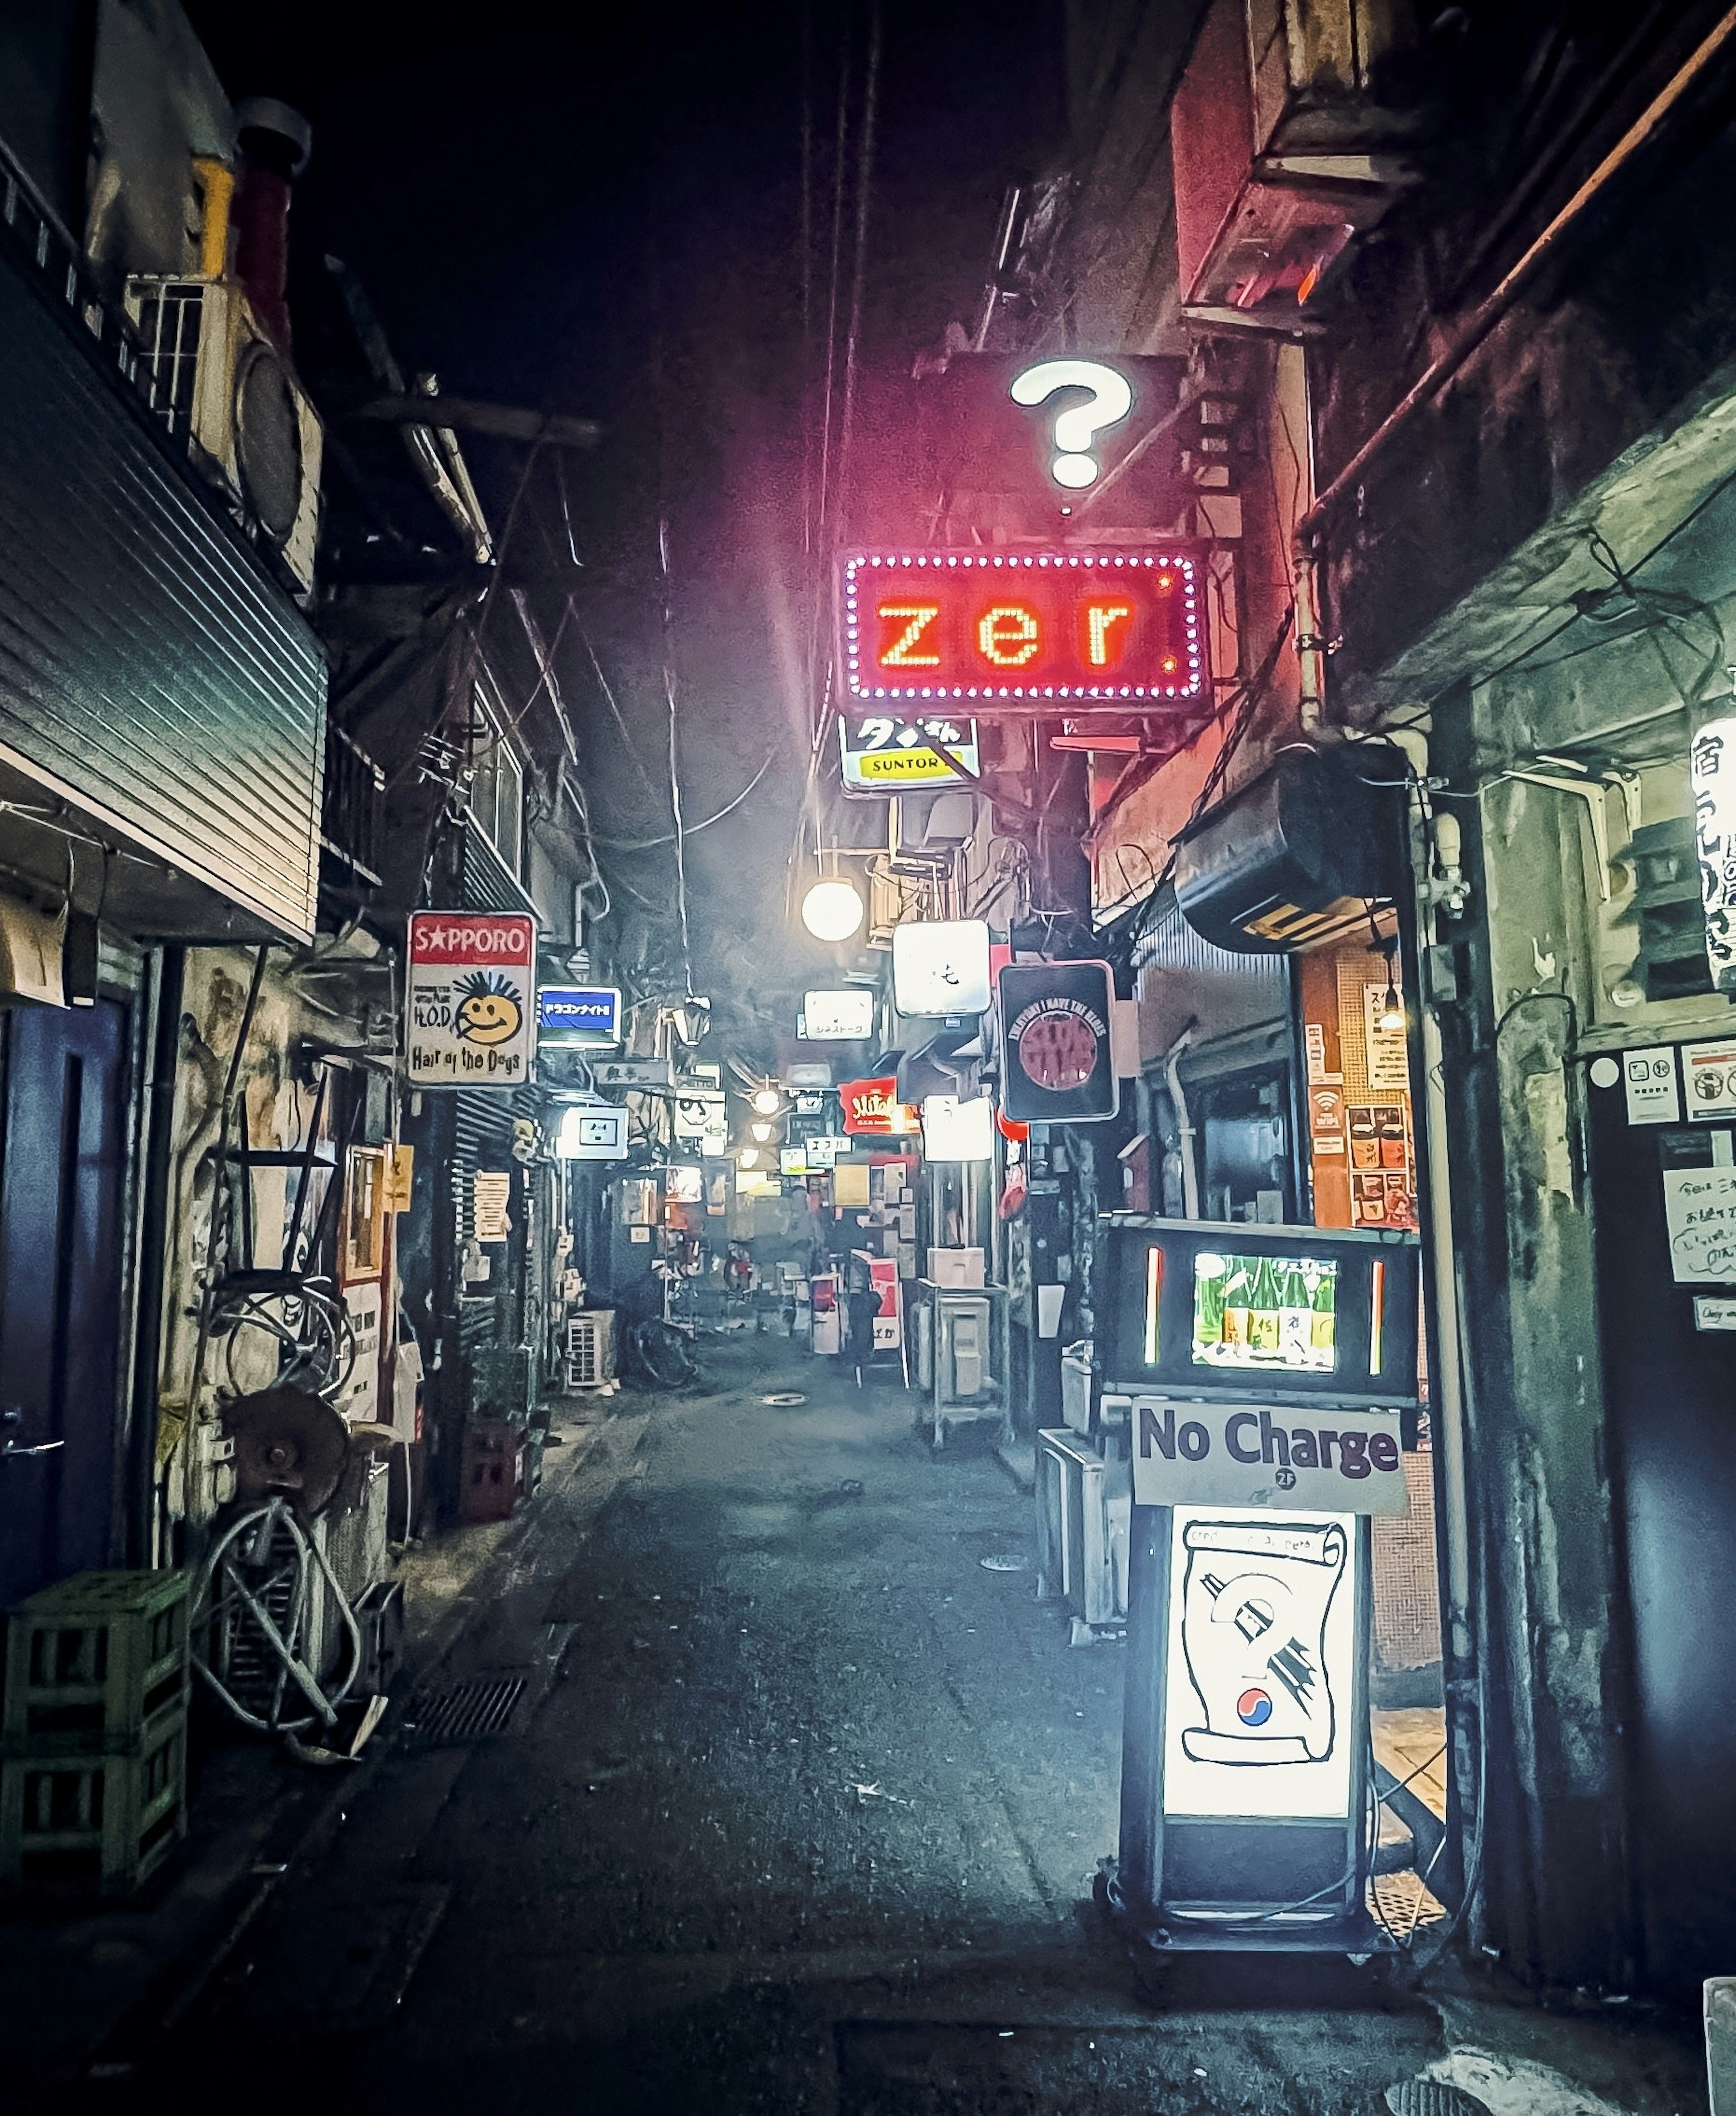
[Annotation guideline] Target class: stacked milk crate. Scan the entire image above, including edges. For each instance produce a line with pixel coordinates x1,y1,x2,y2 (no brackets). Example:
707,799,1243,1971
0,1571,191,1894
563,1308,618,1397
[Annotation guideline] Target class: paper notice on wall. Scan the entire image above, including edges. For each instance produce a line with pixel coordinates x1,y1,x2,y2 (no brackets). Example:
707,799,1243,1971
473,1171,512,1243
1623,1047,1680,1126
1663,1161,1736,1284
1304,1022,1340,1086
335,1280,382,1422
1681,1039,1736,1121
1362,986,1410,1094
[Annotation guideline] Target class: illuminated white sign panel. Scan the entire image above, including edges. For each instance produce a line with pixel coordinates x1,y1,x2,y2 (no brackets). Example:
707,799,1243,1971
1009,359,1135,490
920,1094,995,1162
665,1164,703,1204
1694,710,1736,992
802,988,876,1041
554,1105,628,1161
892,919,991,1017
1161,1507,1358,1821
406,912,536,1088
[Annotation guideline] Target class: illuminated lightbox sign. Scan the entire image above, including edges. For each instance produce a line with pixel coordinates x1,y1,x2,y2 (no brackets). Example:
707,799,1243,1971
536,986,622,1048
839,550,1206,708
1161,1507,1359,1820
892,919,991,1018
554,1105,628,1161
920,1094,995,1163
802,988,876,1041
839,714,980,791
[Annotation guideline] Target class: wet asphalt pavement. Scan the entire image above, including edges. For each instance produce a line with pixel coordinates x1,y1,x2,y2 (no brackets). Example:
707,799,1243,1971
98,1337,1700,2116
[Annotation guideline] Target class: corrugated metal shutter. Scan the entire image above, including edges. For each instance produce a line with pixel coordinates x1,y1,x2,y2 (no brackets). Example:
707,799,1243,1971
451,1087,517,1353
0,249,324,940
1134,884,1290,1073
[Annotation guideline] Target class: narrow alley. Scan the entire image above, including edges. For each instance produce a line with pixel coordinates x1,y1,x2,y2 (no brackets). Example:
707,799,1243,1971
12,5,1736,2108
92,1342,1698,2116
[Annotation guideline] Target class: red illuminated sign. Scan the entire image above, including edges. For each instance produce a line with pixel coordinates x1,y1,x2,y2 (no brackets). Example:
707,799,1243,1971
839,1076,919,1137
840,550,1206,708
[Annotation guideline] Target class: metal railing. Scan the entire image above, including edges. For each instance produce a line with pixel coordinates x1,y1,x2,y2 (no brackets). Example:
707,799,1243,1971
320,721,387,887
0,138,162,433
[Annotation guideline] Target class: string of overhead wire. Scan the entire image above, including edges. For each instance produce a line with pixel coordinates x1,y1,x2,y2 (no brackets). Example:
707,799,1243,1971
788,1,884,906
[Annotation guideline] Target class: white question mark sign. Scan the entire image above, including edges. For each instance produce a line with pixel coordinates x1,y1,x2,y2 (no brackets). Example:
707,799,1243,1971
1010,359,1134,490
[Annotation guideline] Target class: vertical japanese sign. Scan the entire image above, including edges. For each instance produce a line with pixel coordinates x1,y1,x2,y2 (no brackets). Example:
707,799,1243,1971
406,912,537,1088
1692,712,1736,992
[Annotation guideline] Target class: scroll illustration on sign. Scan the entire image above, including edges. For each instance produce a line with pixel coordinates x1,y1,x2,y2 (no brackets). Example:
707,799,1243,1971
1178,1520,1347,1766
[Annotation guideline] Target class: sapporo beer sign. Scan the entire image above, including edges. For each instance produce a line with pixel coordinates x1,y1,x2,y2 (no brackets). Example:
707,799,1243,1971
406,912,537,1088
839,549,1206,709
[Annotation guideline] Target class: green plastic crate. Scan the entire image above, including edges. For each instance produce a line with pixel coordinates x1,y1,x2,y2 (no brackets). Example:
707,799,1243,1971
0,1715,186,1894
2,1569,191,1757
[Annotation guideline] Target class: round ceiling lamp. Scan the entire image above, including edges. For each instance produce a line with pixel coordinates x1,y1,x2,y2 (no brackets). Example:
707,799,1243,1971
800,877,864,943
750,1120,774,1143
750,1086,783,1116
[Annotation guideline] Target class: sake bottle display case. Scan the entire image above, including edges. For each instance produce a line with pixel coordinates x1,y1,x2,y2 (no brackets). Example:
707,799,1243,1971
1097,1218,1421,1408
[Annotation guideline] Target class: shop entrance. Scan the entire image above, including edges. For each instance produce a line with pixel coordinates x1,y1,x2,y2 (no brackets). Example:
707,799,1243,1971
1587,1058,1736,1996
0,998,131,1605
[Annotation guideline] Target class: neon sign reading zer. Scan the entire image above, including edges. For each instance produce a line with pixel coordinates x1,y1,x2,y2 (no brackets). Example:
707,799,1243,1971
840,550,1206,706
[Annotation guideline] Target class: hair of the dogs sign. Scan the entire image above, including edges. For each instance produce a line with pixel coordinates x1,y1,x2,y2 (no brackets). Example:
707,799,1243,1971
1113,1393,1410,1516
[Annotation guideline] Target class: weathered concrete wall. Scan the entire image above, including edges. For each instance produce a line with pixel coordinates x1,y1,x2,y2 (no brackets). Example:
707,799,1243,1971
1445,767,1629,1985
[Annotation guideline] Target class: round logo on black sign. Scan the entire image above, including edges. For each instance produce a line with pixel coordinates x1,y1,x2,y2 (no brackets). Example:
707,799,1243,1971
1011,998,1105,1091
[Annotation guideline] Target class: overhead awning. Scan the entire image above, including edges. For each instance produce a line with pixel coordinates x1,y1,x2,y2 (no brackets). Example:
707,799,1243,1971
1173,744,1407,954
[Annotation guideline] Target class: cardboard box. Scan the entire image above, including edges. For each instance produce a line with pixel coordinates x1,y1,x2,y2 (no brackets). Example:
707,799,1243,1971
927,1246,985,1289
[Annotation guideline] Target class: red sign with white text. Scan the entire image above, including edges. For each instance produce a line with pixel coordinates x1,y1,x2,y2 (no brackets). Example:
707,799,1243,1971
406,913,535,966
839,549,1207,709
839,1076,919,1137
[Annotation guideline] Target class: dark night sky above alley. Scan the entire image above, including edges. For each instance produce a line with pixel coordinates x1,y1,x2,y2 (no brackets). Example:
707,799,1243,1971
186,0,1063,1046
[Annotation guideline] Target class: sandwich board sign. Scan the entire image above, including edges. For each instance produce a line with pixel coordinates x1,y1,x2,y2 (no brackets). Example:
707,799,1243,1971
406,913,537,1088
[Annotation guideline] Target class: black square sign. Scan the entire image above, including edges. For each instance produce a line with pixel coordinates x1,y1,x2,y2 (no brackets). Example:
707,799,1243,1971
998,960,1118,1124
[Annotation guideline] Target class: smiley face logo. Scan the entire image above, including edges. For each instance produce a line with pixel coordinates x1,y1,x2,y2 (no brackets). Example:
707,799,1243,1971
454,970,523,1047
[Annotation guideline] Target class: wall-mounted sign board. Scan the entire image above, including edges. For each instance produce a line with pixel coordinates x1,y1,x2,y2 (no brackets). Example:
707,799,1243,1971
554,1105,629,1161
802,988,876,1041
839,714,980,791
537,986,622,1048
591,1057,675,1090
407,913,536,1088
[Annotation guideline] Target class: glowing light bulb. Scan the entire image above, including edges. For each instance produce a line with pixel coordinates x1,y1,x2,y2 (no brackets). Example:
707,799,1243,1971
751,1087,782,1116
800,878,864,942
738,1148,760,1169
1377,981,1405,1034
750,1121,774,1143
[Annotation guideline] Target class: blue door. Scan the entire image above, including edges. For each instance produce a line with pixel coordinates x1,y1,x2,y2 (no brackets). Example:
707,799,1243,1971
0,1000,130,1606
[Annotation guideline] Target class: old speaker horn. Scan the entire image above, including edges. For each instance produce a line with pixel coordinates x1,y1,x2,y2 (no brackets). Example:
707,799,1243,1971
225,1387,351,1516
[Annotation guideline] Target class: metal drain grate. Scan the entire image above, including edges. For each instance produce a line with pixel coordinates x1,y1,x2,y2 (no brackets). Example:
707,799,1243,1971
1385,2083,1494,2116
399,1674,528,1746
1370,1870,1448,1935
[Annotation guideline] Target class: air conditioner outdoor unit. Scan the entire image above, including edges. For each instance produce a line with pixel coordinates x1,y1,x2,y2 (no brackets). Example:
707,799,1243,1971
1171,0,1423,323
124,277,323,594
